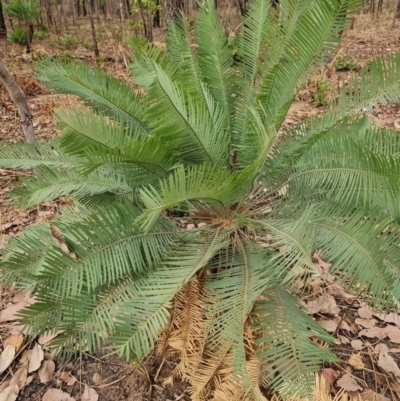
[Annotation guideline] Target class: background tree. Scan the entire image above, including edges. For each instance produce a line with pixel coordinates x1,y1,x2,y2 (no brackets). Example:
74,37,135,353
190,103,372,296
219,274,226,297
163,0,183,24
0,0,7,38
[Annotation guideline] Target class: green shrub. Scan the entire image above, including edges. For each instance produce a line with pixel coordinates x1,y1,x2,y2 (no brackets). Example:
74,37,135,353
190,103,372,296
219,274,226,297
335,53,360,71
311,77,335,106
51,33,79,49
2,0,400,399
33,24,49,40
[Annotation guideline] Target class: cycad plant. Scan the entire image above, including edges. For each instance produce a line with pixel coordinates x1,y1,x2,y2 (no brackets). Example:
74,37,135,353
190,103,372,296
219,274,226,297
2,0,400,399
4,0,40,53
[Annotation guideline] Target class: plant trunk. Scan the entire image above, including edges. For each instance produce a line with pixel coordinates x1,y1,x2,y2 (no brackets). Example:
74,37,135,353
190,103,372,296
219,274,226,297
0,0,7,38
0,60,36,147
26,23,34,53
87,0,99,57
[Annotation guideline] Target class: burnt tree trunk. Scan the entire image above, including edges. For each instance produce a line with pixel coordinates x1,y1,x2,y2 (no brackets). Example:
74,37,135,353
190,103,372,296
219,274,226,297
0,60,36,147
0,0,7,38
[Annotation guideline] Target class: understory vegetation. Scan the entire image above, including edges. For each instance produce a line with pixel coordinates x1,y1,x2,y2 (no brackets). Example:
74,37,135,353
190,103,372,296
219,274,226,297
2,0,400,399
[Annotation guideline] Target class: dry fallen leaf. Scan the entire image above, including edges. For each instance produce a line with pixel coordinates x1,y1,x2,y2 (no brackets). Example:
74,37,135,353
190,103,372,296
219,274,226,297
373,311,400,326
5,335,24,351
81,385,99,401
28,343,44,373
19,349,32,364
38,331,58,347
336,374,363,392
317,319,337,332
92,372,102,385
0,382,9,392
348,353,365,370
322,368,340,386
9,367,27,389
359,327,388,340
334,317,352,332
358,389,390,401
351,339,364,351
0,384,19,401
378,347,400,376
305,294,340,315
42,388,75,401
0,303,26,323
385,325,400,344
0,345,16,374
38,360,55,383
12,290,34,305
358,305,373,320
60,371,77,386
339,335,350,344
355,318,377,329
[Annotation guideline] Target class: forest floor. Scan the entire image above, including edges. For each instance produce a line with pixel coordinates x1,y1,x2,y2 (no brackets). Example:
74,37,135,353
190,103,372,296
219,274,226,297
2,8,400,401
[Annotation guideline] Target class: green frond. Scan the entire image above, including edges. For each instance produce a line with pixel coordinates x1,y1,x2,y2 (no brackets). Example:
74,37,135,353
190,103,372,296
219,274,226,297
263,115,370,186
250,208,315,283
251,286,337,398
57,109,175,179
233,0,273,142
336,53,400,114
10,166,134,208
312,205,393,307
165,12,193,70
20,203,179,299
38,278,141,359
37,58,148,133
0,222,53,288
286,137,400,209
203,243,281,397
127,35,174,89
112,232,227,361
0,139,84,170
258,0,361,129
15,299,63,340
144,64,228,166
195,0,234,130
137,164,229,232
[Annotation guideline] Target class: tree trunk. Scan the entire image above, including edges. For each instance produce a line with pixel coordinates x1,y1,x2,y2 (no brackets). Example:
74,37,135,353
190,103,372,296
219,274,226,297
0,0,7,38
87,0,99,57
0,60,36,147
163,0,183,26
138,0,152,41
392,0,400,27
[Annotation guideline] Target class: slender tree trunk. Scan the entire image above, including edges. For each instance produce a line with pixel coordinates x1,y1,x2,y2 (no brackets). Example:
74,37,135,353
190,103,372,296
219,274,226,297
0,60,36,147
125,0,132,16
153,0,161,28
234,0,245,16
60,0,68,30
163,0,183,26
0,0,7,38
138,0,152,41
87,0,99,57
392,0,400,27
